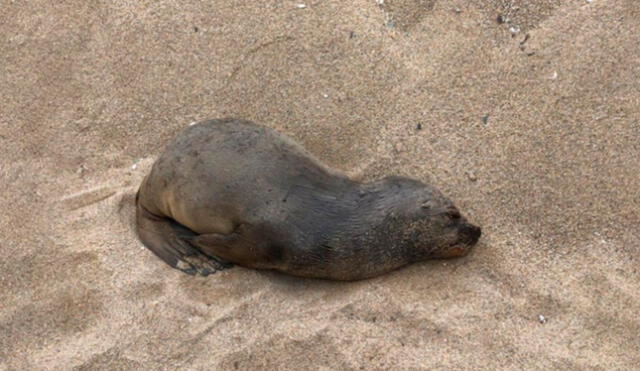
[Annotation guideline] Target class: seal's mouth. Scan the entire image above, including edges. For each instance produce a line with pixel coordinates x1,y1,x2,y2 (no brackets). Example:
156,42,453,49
436,246,463,258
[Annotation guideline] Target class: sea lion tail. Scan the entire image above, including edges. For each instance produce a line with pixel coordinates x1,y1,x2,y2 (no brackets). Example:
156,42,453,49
135,194,232,276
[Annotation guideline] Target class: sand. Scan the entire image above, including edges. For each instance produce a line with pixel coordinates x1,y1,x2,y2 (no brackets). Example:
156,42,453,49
1,0,639,369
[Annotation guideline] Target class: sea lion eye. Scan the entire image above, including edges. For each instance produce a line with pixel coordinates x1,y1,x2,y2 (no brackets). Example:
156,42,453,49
449,210,461,220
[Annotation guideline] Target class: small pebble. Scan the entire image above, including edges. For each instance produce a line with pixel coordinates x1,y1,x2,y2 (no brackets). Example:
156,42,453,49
482,115,489,125
132,159,141,170
509,26,520,35
323,93,329,98
550,71,558,80
416,123,422,130
189,121,198,126
538,314,547,324
295,3,306,8
466,171,477,182
496,14,506,24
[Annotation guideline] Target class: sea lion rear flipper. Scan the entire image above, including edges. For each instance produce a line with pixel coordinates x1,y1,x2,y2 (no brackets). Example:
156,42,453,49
135,201,233,276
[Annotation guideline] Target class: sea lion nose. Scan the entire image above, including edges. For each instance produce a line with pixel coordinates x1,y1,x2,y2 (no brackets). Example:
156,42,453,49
460,223,481,245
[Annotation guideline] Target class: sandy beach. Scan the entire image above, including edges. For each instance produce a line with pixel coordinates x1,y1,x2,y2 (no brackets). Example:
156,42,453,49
1,0,639,369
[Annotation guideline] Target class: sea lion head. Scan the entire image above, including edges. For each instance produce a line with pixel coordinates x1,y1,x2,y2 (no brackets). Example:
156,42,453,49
368,176,481,260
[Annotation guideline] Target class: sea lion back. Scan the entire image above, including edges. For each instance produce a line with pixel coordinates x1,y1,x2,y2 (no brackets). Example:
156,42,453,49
138,118,346,233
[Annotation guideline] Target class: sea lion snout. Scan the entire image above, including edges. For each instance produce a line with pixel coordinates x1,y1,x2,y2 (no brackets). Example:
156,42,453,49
458,222,481,246
431,222,481,259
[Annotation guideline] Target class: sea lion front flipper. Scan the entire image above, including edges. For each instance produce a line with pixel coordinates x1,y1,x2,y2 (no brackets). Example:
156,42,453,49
135,202,232,276
191,225,276,269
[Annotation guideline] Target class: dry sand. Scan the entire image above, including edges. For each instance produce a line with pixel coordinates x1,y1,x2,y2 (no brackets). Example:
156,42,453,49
1,0,639,369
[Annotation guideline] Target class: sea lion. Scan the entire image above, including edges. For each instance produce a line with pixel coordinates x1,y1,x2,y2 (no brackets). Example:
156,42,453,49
135,118,481,280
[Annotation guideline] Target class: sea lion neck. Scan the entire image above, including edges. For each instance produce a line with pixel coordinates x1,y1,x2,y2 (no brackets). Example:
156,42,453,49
351,177,411,211
297,178,405,239
297,177,405,220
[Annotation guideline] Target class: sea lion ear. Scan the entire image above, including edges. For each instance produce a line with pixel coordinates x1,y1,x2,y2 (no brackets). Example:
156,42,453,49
421,200,434,209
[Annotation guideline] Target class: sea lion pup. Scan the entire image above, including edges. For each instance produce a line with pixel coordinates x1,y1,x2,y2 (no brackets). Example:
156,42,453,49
135,118,481,280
